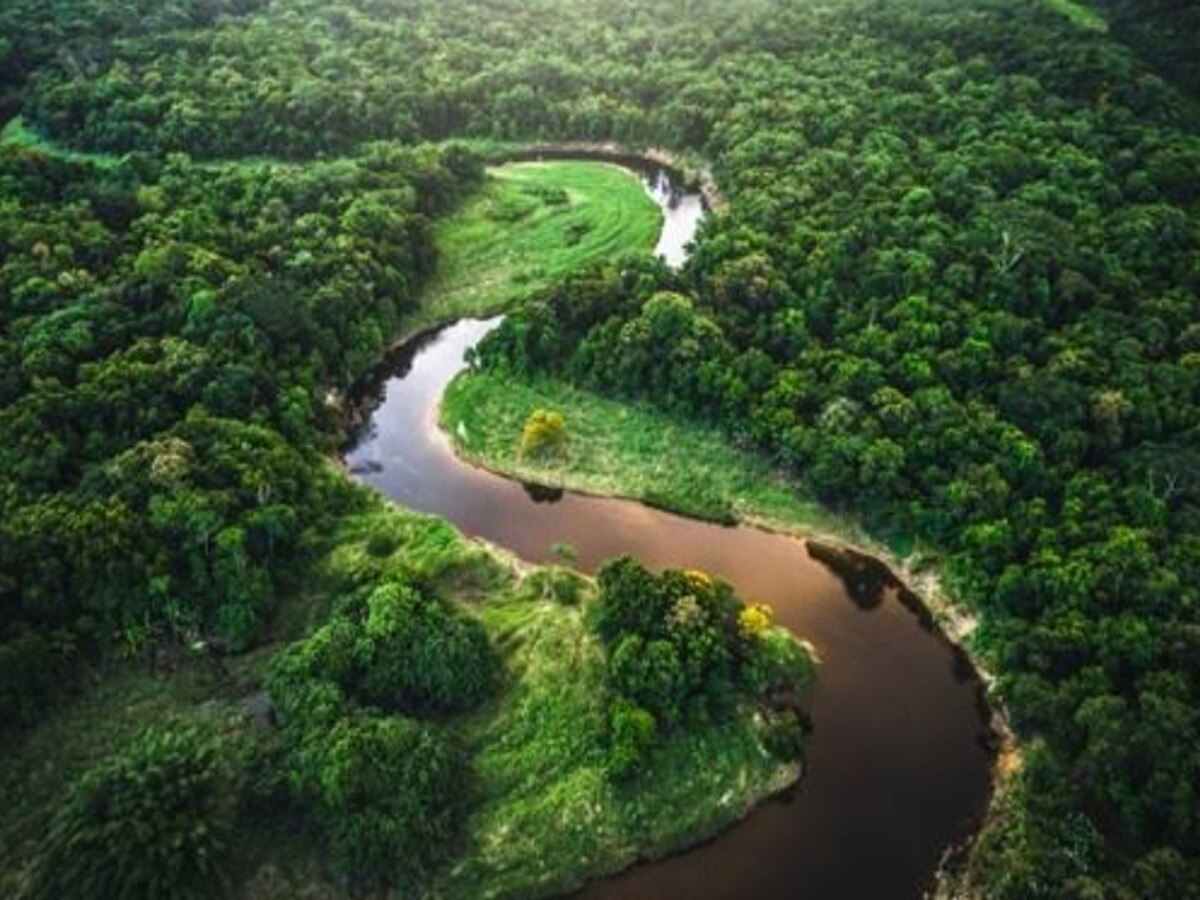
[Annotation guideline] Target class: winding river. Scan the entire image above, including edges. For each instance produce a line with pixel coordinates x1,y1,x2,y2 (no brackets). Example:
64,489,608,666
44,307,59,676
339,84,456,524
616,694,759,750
345,163,995,899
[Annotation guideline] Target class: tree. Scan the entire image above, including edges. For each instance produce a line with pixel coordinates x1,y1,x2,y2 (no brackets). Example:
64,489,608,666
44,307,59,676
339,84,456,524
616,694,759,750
307,714,463,888
520,408,567,457
30,722,238,900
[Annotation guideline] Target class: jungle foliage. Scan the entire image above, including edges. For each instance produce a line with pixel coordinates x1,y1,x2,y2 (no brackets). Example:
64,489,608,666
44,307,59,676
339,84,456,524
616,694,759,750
591,558,813,778
265,576,498,887
1,0,1198,894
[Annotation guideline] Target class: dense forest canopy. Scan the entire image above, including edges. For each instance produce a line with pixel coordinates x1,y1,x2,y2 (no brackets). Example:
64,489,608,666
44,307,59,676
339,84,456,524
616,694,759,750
1,0,1198,896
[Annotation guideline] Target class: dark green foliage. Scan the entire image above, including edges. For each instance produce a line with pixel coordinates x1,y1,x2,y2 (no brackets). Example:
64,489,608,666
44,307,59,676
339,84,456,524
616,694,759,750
298,714,464,888
742,630,816,699
591,558,809,778
1092,0,1200,98
608,635,687,727
267,578,498,723
356,581,499,715
29,721,238,900
0,631,63,729
606,698,657,780
759,709,808,762
264,577,486,888
0,140,484,712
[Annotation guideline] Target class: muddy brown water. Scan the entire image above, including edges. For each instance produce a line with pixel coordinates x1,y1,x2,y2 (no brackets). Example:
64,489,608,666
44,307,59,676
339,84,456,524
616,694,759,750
344,165,995,899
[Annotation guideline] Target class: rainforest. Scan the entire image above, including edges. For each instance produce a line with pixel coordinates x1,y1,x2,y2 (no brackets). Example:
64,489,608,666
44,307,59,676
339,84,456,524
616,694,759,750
1,0,1198,898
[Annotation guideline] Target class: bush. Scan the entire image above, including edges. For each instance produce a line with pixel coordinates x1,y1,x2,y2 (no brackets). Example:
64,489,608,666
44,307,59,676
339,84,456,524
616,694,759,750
606,699,656,781
304,714,464,888
591,555,672,644
356,581,499,714
30,721,238,900
267,579,499,724
520,408,566,457
742,629,816,698
608,634,687,726
759,709,808,761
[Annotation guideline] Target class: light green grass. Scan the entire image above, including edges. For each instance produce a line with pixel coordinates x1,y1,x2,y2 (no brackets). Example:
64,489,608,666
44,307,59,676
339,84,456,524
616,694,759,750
1044,0,1107,31
442,369,877,544
408,161,661,332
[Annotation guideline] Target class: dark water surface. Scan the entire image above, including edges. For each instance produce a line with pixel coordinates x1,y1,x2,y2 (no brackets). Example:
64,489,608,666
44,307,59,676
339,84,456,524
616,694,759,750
345,167,994,899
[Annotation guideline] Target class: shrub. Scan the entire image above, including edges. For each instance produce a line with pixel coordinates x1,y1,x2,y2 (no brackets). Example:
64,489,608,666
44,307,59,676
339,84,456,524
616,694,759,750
606,699,656,781
759,709,808,761
267,579,498,724
30,721,238,900
306,714,464,887
520,408,566,457
608,635,687,726
742,629,815,698
591,555,671,644
356,581,499,714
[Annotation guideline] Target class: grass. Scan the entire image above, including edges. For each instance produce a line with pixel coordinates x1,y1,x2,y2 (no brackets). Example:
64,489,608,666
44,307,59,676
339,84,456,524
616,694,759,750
442,369,877,543
407,161,662,332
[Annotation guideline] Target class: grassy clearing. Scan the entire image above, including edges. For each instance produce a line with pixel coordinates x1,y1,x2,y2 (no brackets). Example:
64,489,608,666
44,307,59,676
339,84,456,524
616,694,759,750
408,161,661,331
442,369,878,544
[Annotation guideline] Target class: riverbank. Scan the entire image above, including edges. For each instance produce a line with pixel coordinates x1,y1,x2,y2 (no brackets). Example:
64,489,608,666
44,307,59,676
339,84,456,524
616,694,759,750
439,366,1018,874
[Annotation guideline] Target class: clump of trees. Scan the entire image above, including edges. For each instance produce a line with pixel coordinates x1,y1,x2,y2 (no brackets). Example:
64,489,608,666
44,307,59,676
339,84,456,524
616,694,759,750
591,558,813,779
266,576,497,887
29,720,239,900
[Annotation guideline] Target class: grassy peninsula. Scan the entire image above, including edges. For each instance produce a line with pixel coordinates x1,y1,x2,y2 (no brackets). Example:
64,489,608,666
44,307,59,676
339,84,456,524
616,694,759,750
409,160,662,331
442,369,859,538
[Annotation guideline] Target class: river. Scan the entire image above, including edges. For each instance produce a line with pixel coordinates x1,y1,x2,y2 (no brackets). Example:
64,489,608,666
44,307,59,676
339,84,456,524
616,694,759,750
344,162,995,899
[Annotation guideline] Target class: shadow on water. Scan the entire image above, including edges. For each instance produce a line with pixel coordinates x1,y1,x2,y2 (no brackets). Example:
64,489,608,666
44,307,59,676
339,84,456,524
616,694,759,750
523,482,566,504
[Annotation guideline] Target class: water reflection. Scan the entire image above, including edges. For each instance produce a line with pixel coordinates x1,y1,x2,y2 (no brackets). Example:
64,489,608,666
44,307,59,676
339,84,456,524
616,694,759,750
523,482,565,504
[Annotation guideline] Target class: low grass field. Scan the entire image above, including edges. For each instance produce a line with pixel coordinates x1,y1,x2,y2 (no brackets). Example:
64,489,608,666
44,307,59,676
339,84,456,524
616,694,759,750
442,369,874,542
409,160,662,331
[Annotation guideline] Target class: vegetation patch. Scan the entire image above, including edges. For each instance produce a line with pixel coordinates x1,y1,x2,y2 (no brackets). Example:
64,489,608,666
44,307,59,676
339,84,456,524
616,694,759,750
1,499,812,899
443,368,863,536
410,161,662,330
437,560,811,899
